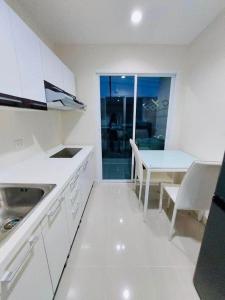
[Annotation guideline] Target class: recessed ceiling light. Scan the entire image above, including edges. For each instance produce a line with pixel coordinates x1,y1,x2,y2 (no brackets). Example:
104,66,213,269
131,10,142,25
122,288,130,299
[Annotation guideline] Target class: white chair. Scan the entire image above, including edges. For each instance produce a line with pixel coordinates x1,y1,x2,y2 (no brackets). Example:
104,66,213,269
159,161,221,240
129,139,173,206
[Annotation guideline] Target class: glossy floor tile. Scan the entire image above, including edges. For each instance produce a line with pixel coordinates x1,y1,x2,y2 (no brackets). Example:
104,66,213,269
55,183,202,300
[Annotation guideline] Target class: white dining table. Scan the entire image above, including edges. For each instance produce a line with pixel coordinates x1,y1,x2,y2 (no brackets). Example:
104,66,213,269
138,150,197,218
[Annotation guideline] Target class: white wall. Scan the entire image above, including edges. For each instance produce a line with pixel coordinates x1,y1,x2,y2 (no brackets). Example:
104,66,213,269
55,45,187,179
180,10,225,162
0,109,62,168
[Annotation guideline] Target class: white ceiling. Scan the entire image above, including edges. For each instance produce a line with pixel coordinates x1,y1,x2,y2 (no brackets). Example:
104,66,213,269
8,0,225,45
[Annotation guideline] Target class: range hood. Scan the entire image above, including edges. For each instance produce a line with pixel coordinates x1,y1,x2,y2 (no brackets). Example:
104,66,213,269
44,81,86,111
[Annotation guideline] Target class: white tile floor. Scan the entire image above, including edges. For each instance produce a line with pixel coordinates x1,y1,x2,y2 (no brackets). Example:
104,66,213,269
55,183,203,300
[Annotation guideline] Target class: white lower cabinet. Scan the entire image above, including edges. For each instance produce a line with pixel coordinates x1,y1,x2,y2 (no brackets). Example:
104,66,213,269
64,154,94,246
0,150,95,300
64,174,82,244
0,227,53,300
81,152,95,207
87,152,95,196
41,194,70,292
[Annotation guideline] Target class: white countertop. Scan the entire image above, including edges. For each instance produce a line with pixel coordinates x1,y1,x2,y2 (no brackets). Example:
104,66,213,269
0,144,94,271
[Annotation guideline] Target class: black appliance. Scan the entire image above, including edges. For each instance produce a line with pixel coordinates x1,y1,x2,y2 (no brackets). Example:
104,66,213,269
193,155,225,299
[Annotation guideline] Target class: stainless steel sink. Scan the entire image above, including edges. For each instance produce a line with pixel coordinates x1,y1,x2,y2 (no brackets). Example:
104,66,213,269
0,183,56,243
50,147,82,158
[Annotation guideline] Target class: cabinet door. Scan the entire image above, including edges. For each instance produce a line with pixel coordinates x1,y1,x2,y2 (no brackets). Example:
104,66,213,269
65,180,82,244
0,227,53,300
41,196,70,292
82,159,90,204
40,41,63,89
61,63,76,95
0,0,21,97
9,9,45,102
77,159,90,218
81,154,94,204
87,152,95,193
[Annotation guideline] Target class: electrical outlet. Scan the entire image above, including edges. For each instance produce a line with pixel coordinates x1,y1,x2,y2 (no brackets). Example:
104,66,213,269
14,138,24,150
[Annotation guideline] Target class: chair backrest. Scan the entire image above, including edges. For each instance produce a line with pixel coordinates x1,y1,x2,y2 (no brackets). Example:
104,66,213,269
129,139,143,182
176,161,221,210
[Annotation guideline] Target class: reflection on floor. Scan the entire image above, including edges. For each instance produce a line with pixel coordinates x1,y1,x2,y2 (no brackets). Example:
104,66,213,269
103,158,131,179
55,183,202,300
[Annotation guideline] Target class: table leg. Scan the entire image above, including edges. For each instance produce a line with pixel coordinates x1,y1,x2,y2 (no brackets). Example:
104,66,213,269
143,169,151,221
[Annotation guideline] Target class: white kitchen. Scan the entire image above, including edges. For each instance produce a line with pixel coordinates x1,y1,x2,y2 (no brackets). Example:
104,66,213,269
0,1,225,299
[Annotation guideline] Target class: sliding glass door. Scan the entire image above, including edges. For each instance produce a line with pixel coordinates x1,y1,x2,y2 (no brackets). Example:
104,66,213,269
100,75,173,180
100,76,134,179
135,77,171,150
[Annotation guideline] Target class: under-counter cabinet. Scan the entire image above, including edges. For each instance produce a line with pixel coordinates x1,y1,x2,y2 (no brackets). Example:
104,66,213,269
0,148,94,300
64,153,95,247
9,9,46,102
81,152,95,208
64,171,82,245
41,193,70,292
0,227,53,300
0,0,21,97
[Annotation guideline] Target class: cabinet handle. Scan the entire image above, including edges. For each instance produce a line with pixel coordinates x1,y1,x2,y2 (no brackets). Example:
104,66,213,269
0,235,39,284
72,206,78,215
72,204,79,216
83,160,88,171
74,174,79,182
70,179,78,192
47,201,61,218
59,196,65,204
0,96,22,103
70,189,80,205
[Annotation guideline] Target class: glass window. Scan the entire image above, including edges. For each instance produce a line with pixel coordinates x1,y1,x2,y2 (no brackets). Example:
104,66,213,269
135,77,171,150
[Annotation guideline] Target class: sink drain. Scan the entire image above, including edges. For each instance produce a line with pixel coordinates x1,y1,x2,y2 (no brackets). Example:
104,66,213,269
2,217,21,231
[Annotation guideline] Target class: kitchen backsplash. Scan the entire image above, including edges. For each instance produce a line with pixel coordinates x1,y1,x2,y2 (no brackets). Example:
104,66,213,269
0,109,62,168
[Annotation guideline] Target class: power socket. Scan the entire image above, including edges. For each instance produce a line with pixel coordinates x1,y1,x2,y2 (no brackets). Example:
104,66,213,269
14,138,24,150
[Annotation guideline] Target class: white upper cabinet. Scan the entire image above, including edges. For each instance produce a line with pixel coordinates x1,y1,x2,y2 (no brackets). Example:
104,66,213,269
0,1,76,106
61,63,76,95
0,0,21,97
9,9,46,102
41,41,76,95
40,41,64,89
